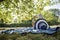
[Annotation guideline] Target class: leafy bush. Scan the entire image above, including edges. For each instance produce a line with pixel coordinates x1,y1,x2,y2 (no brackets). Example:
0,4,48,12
57,18,60,23
42,11,58,25
0,0,60,27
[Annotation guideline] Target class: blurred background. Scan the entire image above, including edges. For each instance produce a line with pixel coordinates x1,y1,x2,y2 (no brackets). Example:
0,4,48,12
0,0,60,27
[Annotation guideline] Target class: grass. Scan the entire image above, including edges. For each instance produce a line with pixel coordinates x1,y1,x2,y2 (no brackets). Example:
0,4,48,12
0,31,60,40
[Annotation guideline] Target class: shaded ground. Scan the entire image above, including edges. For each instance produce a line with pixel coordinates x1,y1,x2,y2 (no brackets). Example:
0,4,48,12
0,31,60,40
0,23,32,27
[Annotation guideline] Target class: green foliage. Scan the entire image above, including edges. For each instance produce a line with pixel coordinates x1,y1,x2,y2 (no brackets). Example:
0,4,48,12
0,0,59,26
42,11,58,25
57,18,60,23
0,0,34,24
0,0,50,23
